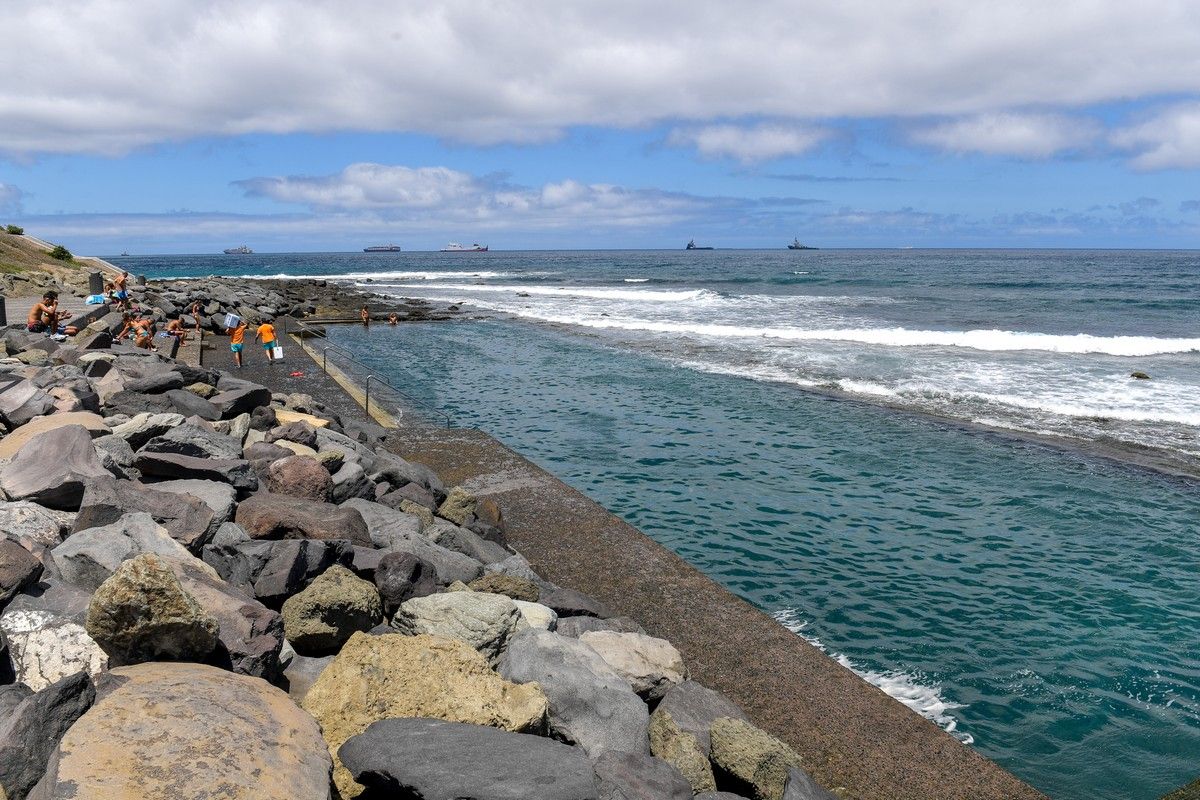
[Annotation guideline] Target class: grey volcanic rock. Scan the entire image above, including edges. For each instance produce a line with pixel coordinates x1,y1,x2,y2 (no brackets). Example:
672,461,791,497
653,680,748,756
341,497,423,547
329,462,375,503
0,539,43,606
0,671,95,800
210,384,272,418
557,616,646,639
235,493,371,545
283,653,334,704
92,434,137,478
379,481,438,511
342,498,482,584
580,631,688,702
369,450,444,496
282,565,382,655
164,388,221,421
0,501,66,550
124,370,184,394
85,553,220,666
781,767,838,800
264,455,333,502
104,389,175,417
141,420,242,460
391,591,521,665
592,750,693,800
71,478,215,552
108,411,184,450
429,520,510,565
540,586,615,619
52,512,196,591
498,628,650,757
0,426,109,510
338,718,599,800
249,404,277,431
135,451,257,493
34,662,333,800
0,581,109,691
374,551,438,615
0,377,54,429
202,538,353,607
151,478,237,529
266,420,319,449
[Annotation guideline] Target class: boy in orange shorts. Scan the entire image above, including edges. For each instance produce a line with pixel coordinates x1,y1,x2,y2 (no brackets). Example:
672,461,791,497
255,319,278,363
228,319,248,367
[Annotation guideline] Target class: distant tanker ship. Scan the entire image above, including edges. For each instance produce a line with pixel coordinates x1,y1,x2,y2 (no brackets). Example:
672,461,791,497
363,244,402,252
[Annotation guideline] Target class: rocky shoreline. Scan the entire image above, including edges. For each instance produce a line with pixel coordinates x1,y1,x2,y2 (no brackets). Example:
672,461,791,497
0,287,837,799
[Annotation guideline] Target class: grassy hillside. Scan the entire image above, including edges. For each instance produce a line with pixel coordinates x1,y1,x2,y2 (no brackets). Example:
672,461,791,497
0,230,112,295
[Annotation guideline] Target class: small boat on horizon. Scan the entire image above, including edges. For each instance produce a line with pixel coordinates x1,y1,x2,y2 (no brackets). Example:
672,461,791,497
363,244,402,252
686,239,714,250
788,237,817,250
223,245,253,254
441,242,488,252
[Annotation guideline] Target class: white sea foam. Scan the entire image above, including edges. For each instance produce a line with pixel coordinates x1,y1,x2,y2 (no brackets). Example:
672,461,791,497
772,609,974,744
488,314,1200,357
249,270,519,281
389,283,718,303
624,278,651,283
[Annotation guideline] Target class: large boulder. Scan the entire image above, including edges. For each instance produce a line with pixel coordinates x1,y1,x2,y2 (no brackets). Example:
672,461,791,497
368,450,444,496
653,681,749,756
0,411,106,460
84,553,220,667
0,671,95,800
71,478,215,552
436,485,477,526
592,750,693,800
0,501,66,550
303,631,547,798
34,662,332,800
468,572,540,602
140,421,242,461
281,566,382,655
781,767,838,800
134,451,257,494
266,420,319,449
264,455,333,502
339,719,599,800
540,587,615,619
329,462,376,504
150,479,237,530
209,384,272,419
579,631,688,702
429,520,511,565
0,377,54,429
709,717,804,800
202,538,353,608
373,551,438,615
0,426,109,510
163,388,220,421
649,708,717,793
0,581,109,692
0,539,42,607
514,600,558,631
235,493,370,545
52,512,198,591
390,591,521,665
498,628,650,757
108,412,184,450
557,615,646,639
342,499,483,584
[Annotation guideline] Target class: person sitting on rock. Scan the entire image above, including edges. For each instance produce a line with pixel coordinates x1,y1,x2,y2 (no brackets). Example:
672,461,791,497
388,312,398,325
228,319,248,368
117,313,156,351
255,318,278,363
165,317,188,346
26,291,78,336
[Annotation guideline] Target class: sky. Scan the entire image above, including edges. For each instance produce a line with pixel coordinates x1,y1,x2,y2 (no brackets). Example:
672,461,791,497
1,1,1199,253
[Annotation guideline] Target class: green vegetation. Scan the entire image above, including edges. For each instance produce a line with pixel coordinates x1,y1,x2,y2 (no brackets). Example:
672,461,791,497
0,262,26,274
4,225,23,235
49,244,73,261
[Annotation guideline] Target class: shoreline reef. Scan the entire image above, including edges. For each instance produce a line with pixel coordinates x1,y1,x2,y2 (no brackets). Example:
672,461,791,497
0,276,840,799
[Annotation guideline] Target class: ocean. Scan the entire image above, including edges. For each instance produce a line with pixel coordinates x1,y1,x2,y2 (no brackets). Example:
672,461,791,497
130,248,1200,800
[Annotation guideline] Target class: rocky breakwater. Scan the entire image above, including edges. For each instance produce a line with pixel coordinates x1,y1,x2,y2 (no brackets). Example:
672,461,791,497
0,319,838,800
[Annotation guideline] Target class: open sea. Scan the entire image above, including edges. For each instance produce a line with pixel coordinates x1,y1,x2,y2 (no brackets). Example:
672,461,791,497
130,249,1200,800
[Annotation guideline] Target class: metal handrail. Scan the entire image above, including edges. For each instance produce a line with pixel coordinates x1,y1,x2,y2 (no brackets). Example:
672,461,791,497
284,317,453,428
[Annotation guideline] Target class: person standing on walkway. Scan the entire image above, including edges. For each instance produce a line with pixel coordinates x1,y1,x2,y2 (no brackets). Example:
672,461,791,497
228,319,248,367
255,318,278,363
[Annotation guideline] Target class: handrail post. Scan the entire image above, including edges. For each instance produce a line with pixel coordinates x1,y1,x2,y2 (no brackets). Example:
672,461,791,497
365,375,371,419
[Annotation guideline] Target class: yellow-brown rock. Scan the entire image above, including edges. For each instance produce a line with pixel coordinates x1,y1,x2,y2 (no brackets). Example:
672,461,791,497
302,631,547,797
36,661,332,799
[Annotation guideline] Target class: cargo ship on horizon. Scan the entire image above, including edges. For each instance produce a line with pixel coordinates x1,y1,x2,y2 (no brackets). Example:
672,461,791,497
363,244,402,252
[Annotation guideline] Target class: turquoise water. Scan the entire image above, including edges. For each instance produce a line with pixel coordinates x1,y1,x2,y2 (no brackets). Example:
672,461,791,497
328,319,1199,800
134,250,1200,799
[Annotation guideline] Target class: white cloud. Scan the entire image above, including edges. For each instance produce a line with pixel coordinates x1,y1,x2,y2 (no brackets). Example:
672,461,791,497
910,112,1100,157
0,184,22,213
3,1,1200,155
1111,102,1200,170
238,162,711,228
667,123,829,163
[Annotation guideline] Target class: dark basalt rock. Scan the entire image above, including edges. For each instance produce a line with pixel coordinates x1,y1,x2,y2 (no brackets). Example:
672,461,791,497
339,718,600,800
374,552,439,616
135,451,258,495
592,750,693,800
0,670,95,800
234,493,371,546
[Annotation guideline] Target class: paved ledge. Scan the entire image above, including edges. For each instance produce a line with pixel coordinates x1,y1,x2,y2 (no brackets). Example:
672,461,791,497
254,333,1047,800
